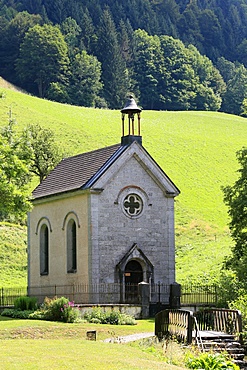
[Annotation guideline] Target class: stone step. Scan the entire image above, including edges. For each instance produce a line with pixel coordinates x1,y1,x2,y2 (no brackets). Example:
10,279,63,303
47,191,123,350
203,347,245,357
203,343,243,350
196,336,246,366
233,359,247,369
202,339,241,344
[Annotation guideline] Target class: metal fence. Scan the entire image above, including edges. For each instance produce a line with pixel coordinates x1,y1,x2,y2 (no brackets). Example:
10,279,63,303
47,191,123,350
28,283,122,304
181,284,218,306
0,283,219,307
0,287,27,306
150,283,170,305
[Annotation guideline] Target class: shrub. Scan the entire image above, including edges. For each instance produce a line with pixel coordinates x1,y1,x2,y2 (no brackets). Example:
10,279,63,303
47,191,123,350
1,308,33,319
1,297,80,323
14,296,37,311
28,310,46,320
40,296,79,323
84,307,136,325
229,293,247,328
185,352,240,369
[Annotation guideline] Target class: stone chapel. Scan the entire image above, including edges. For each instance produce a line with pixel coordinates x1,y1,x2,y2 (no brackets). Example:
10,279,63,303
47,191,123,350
28,97,180,306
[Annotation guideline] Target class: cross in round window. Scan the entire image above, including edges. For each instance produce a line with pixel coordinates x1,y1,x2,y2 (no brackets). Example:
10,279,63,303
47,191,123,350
123,193,143,216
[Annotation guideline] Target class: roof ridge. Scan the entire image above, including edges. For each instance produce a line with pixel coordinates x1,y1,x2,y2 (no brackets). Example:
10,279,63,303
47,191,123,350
62,143,121,161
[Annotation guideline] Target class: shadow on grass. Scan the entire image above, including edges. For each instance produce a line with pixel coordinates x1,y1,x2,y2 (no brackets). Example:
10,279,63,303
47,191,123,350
0,316,15,321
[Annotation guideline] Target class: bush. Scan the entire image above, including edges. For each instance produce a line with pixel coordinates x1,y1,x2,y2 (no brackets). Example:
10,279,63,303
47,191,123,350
1,308,33,319
217,270,240,307
14,296,37,311
185,352,240,369
84,307,136,325
1,297,79,323
229,293,247,327
38,296,80,323
228,293,247,350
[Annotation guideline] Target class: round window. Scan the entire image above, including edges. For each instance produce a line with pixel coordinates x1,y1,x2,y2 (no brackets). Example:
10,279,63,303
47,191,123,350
123,193,143,217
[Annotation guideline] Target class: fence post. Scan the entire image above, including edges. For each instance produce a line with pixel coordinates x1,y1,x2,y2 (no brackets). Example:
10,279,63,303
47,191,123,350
215,284,218,305
169,283,181,308
237,310,243,344
155,309,169,341
187,311,194,344
0,287,3,306
138,282,150,318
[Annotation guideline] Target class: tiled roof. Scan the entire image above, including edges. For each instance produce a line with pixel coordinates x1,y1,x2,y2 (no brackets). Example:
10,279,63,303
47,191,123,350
32,144,123,200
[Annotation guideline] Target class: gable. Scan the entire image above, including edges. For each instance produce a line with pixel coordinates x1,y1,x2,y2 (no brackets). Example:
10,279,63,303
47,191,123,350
116,243,154,273
92,141,180,197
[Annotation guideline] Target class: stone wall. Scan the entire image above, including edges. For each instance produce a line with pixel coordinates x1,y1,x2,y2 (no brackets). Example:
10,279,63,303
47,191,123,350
90,142,177,287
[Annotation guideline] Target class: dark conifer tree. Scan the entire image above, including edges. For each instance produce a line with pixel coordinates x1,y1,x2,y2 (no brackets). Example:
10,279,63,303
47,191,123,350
96,8,129,108
80,8,96,55
0,11,42,85
178,1,203,49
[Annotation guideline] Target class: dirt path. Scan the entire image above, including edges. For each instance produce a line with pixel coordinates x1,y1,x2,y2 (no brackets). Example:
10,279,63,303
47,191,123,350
104,331,154,343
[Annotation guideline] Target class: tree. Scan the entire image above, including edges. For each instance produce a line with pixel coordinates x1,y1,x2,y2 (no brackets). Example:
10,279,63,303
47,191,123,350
0,118,32,221
60,17,81,58
160,35,198,110
221,64,247,116
16,24,69,98
216,57,236,83
198,9,222,60
133,29,166,110
223,147,247,283
79,8,96,54
133,30,224,111
22,124,63,183
20,0,44,14
178,1,203,49
69,50,102,107
41,0,68,24
0,11,42,85
96,9,129,108
160,36,223,111
188,45,225,110
237,38,247,67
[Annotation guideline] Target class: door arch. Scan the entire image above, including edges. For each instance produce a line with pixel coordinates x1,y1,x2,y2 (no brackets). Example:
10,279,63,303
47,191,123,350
125,260,143,303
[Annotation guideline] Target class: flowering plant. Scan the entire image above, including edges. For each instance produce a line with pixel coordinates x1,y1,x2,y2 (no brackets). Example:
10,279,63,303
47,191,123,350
41,296,80,323
60,300,78,323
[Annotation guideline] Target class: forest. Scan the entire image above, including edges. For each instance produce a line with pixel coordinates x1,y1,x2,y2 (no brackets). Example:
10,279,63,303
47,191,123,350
1,0,247,114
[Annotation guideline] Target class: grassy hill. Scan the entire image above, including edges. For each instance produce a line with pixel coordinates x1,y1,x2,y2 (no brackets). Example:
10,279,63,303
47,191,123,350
0,223,27,287
1,81,247,287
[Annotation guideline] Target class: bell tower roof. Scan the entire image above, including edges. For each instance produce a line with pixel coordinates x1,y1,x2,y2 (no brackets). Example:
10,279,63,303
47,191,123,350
121,96,142,146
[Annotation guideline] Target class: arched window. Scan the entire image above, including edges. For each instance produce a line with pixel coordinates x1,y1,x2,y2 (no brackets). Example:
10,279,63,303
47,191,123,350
67,219,77,273
40,224,49,275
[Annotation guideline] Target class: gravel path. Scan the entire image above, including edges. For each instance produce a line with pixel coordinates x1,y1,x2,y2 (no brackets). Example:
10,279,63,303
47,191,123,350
103,332,154,343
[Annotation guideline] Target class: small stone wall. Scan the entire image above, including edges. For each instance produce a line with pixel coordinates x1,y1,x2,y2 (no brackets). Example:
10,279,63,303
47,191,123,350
77,304,142,319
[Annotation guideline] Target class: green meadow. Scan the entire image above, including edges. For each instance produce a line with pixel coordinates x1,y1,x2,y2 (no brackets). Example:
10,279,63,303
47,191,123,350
1,82,247,286
0,317,187,369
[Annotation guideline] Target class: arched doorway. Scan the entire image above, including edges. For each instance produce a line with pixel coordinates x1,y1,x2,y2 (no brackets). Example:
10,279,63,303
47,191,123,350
125,260,143,303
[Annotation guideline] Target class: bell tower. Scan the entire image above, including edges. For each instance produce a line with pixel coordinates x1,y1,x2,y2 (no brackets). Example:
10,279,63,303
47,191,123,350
121,95,142,146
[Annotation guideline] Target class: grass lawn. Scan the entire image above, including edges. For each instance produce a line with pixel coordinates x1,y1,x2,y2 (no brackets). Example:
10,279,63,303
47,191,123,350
0,317,187,369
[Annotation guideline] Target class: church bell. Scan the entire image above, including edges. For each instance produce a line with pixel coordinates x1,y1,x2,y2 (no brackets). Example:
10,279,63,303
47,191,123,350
121,96,142,145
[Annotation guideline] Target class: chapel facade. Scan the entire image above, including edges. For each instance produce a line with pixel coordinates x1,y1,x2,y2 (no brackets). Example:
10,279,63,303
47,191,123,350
28,97,180,306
